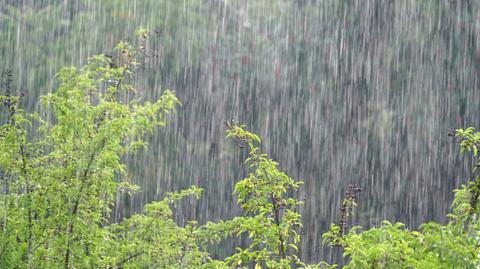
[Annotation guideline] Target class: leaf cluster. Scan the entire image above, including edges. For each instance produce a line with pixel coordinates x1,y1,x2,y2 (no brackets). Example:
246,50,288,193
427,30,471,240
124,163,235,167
321,128,480,268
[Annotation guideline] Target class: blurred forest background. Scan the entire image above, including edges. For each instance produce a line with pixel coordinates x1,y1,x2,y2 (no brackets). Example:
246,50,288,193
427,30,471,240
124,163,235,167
0,0,479,262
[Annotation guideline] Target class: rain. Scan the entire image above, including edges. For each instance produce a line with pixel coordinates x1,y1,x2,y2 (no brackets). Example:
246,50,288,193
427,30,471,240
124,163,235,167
0,0,479,264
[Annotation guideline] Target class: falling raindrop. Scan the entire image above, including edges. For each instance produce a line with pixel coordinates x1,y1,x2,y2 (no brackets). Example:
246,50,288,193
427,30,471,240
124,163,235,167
0,0,479,264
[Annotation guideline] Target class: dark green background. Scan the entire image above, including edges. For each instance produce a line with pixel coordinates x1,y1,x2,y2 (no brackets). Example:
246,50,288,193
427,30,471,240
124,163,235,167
1,0,479,263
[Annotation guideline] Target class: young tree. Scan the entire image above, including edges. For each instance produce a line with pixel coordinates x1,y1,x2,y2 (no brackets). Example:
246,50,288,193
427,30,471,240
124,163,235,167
0,42,179,268
200,122,333,269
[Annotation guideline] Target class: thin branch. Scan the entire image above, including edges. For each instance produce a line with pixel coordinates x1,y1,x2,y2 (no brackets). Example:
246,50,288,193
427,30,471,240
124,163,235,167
64,146,100,269
116,251,145,267
20,144,33,269
271,193,286,259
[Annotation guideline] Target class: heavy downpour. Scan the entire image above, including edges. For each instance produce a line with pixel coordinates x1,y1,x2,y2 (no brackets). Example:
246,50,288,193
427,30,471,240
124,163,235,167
0,1,479,268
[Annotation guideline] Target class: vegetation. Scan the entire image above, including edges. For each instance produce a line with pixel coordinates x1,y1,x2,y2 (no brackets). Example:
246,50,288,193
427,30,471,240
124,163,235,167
0,43,330,266
2,1,480,263
1,0,480,263
199,121,332,269
322,127,480,268
0,40,181,266
2,36,480,268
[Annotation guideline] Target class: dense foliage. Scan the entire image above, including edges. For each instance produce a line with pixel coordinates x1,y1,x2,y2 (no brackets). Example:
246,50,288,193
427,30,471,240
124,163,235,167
0,43,182,267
